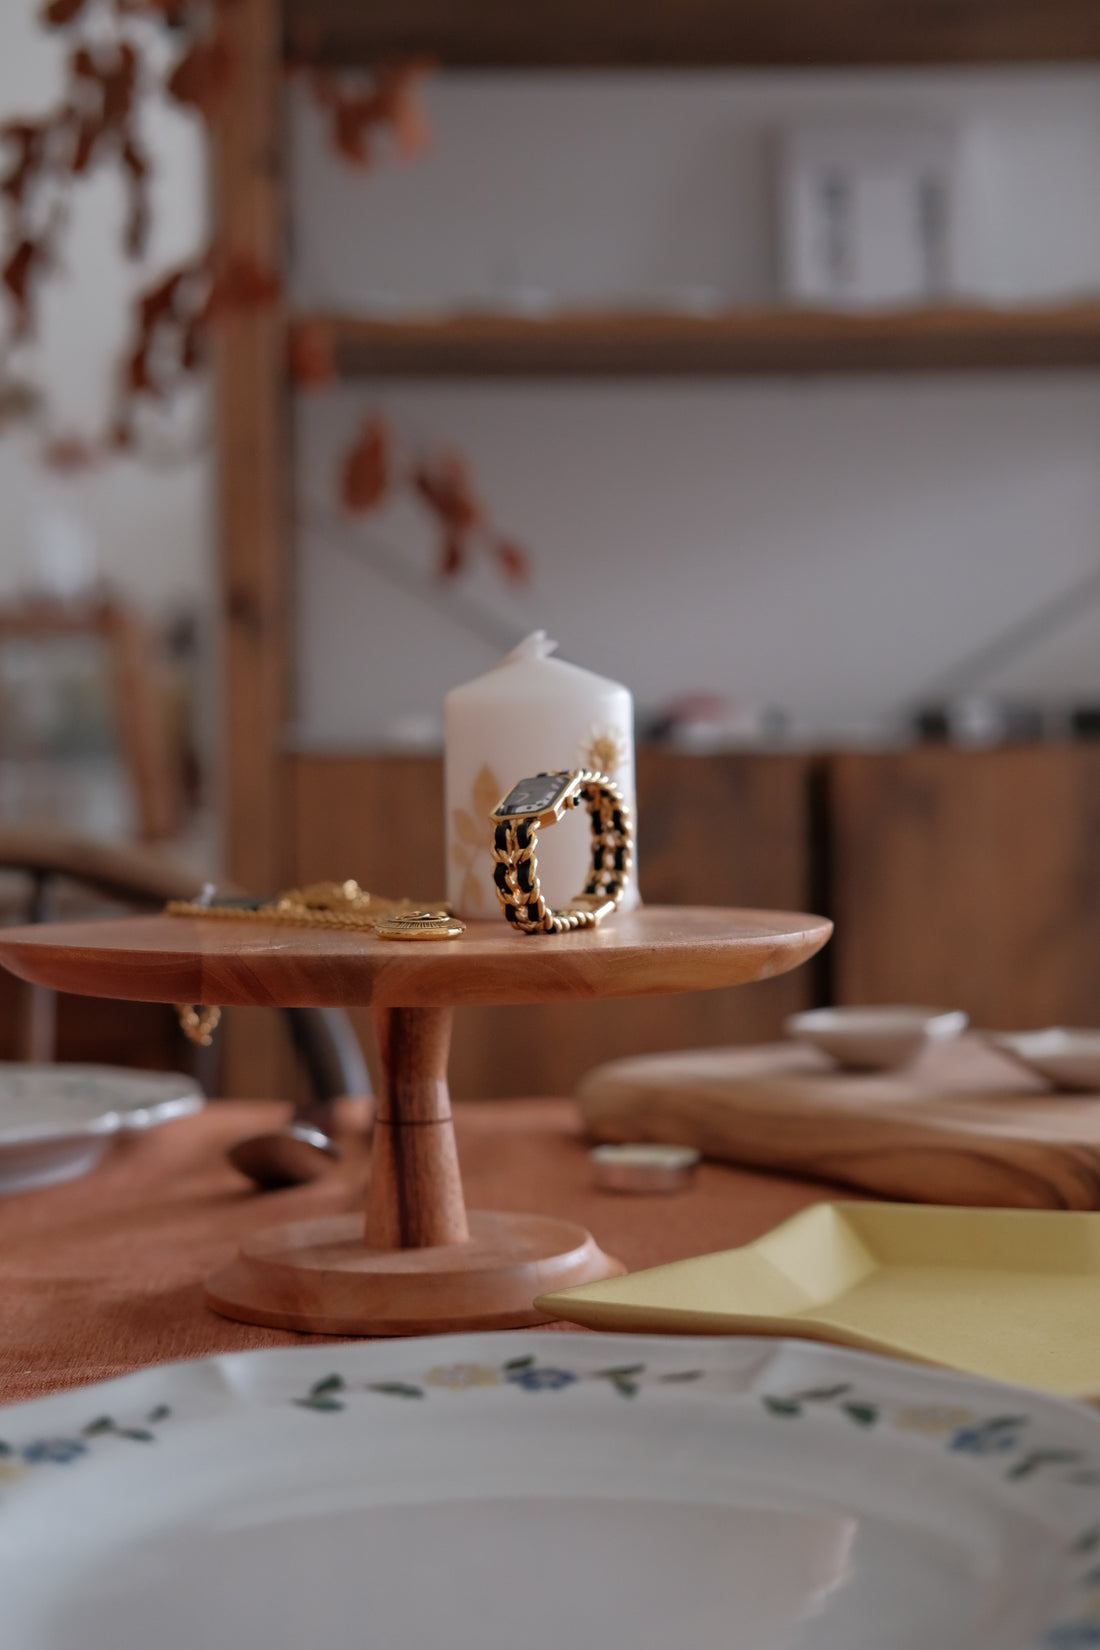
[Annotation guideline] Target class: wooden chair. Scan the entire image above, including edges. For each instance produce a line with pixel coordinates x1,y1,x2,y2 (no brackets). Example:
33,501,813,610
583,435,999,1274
0,826,368,1101
0,595,183,842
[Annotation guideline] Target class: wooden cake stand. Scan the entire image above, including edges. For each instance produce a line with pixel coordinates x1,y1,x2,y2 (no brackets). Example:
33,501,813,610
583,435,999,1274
0,905,830,1336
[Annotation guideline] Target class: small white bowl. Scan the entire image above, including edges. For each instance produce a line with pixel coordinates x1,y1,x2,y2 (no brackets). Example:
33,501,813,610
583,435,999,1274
986,1029,1100,1093
784,1006,969,1072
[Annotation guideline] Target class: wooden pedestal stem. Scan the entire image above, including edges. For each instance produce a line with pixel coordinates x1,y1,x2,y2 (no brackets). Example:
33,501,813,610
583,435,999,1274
367,1006,468,1250
203,998,627,1333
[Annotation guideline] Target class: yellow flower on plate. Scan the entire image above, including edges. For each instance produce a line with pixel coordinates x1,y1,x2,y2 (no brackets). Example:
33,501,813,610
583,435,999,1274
892,1405,975,1436
423,1363,501,1390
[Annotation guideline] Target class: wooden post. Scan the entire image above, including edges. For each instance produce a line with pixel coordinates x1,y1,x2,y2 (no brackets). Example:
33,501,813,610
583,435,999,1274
212,0,293,1097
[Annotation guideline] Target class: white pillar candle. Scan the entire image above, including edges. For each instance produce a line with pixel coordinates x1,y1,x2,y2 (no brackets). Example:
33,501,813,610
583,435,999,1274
444,631,639,922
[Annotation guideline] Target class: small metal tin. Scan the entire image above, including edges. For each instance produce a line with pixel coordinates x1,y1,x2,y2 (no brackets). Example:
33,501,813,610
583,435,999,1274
590,1142,700,1194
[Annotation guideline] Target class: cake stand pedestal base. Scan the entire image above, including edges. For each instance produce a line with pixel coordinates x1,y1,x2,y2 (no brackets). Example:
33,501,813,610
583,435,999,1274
206,1209,623,1335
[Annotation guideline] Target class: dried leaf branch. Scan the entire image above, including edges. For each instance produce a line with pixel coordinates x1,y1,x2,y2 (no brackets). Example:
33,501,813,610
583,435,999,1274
339,412,531,587
297,59,435,170
0,11,526,586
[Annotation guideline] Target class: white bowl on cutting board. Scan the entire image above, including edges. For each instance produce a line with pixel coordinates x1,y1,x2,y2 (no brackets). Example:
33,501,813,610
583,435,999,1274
784,1006,969,1071
986,1028,1100,1093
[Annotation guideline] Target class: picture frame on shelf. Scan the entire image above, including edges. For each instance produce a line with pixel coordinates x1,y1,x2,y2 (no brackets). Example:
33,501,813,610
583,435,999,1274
776,119,964,308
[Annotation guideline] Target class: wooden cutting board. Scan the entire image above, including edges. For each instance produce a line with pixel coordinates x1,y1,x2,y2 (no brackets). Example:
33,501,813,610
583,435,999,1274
576,1035,1100,1209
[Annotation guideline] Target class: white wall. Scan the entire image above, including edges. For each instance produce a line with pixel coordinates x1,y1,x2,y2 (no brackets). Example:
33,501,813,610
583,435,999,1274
0,12,210,615
290,68,1100,745
292,68,1100,311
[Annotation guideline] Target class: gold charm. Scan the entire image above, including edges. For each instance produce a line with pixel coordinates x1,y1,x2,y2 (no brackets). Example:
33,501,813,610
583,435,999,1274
275,879,372,914
176,1003,221,1046
374,910,467,941
166,882,428,932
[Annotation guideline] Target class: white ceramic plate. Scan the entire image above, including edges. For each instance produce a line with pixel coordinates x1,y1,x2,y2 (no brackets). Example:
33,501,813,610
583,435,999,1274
0,1064,203,1193
4,1332,1100,1649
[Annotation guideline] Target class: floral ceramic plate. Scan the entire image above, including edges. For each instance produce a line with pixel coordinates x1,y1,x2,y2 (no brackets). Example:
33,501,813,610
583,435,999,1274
4,1332,1100,1649
0,1063,202,1193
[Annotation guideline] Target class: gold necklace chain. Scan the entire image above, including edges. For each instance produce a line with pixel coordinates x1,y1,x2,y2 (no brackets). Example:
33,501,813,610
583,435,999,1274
167,882,450,1043
166,880,443,933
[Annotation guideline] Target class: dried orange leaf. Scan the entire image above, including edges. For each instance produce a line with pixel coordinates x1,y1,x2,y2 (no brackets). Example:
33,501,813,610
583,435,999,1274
494,537,530,586
438,529,467,579
208,254,280,314
42,434,100,471
166,30,235,121
41,0,88,25
288,319,336,387
2,238,45,336
341,416,390,513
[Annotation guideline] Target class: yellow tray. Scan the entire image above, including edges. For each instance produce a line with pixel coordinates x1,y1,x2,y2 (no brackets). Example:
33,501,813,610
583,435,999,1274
537,1202,1100,1399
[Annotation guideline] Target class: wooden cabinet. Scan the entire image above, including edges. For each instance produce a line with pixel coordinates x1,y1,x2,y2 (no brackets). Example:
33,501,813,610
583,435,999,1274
286,743,1100,1098
829,746,1100,1029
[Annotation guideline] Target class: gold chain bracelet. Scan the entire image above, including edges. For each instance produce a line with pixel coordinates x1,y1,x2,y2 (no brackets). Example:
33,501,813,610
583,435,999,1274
176,1004,222,1047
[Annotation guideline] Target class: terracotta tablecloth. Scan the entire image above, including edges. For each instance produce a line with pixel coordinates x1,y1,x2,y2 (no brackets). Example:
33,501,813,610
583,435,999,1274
0,1099,831,1404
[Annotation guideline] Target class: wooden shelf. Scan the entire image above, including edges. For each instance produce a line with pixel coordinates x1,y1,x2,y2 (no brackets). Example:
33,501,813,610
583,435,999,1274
310,302,1100,379
284,0,1100,69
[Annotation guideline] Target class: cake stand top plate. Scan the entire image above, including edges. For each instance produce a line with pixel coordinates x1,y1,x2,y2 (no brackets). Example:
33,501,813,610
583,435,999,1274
0,906,831,1010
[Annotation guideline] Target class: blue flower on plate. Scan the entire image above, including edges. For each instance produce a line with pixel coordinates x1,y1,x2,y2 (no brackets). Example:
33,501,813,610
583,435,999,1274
505,1366,577,1393
20,1437,88,1465
950,1417,1026,1456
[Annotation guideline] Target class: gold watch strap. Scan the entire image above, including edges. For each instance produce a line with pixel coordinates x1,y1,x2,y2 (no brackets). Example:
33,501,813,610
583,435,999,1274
490,769,632,935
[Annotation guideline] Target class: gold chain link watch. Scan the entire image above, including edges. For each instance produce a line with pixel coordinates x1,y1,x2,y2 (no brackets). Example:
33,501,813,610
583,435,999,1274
489,769,633,934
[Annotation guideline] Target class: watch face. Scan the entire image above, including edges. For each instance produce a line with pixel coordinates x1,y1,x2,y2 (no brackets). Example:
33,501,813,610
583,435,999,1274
494,772,571,816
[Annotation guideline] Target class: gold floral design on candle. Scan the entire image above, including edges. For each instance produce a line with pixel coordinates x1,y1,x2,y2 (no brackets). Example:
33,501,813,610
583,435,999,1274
449,762,502,914
581,725,628,779
444,632,637,920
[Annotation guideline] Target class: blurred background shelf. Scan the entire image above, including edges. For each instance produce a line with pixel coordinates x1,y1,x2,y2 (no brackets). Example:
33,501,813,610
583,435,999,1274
208,0,1100,1097
314,302,1100,378
284,0,1100,68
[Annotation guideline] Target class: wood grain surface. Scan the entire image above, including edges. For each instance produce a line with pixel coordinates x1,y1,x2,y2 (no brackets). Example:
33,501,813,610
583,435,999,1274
205,1207,624,1335
286,0,1100,67
578,1035,1100,1209
0,906,831,1011
213,0,292,1100
322,302,1100,378
830,747,1100,1030
366,1005,467,1249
